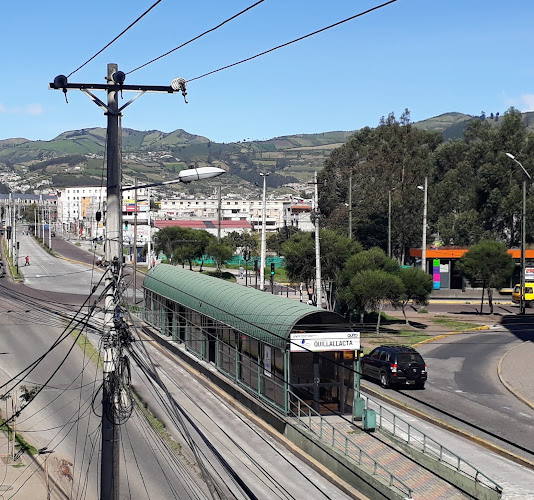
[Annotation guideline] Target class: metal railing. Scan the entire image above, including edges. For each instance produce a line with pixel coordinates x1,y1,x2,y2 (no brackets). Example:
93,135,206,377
363,394,503,494
287,390,413,499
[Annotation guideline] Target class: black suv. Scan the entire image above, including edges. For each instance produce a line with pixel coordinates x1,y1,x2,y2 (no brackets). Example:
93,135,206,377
361,345,427,389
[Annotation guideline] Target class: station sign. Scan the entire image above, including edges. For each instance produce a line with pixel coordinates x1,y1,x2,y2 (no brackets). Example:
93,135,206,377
290,331,360,352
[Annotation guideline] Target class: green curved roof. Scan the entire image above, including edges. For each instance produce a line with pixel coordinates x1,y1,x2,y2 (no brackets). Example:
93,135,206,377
143,264,348,348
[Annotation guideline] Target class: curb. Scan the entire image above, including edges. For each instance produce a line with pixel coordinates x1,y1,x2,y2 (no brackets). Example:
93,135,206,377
413,325,490,347
497,343,534,412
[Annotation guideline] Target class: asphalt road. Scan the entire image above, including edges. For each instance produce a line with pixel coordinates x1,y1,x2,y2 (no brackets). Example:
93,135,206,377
364,312,534,464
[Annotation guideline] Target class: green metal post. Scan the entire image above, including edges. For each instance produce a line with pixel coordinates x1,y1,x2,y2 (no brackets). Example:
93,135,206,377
353,350,365,421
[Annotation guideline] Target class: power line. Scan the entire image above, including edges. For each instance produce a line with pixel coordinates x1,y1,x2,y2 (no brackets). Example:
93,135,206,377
187,0,398,83
67,0,164,78
126,0,265,75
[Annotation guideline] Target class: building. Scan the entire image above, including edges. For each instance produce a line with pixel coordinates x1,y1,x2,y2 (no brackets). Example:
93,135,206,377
410,247,534,290
154,219,252,238
158,196,313,233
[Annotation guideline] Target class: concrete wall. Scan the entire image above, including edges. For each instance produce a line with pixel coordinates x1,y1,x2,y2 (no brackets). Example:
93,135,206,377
385,434,502,500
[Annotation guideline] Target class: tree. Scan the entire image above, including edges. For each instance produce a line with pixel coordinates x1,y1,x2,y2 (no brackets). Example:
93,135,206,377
281,232,315,300
318,109,442,260
267,226,300,256
458,240,515,313
338,248,400,321
394,267,434,324
340,269,404,333
153,226,215,269
206,241,234,273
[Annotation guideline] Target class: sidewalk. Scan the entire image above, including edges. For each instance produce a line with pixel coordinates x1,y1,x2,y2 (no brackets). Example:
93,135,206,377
499,340,534,411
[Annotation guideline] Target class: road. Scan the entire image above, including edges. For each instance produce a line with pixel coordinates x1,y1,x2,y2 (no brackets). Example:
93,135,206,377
1,233,356,500
369,306,534,465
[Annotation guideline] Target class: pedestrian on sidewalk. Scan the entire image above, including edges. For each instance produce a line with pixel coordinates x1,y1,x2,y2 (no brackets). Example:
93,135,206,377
239,265,244,279
25,256,30,266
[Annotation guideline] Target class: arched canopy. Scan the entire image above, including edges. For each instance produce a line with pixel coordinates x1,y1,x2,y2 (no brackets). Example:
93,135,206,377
143,264,350,349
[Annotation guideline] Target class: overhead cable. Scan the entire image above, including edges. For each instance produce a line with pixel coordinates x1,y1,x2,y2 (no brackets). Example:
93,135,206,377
67,0,164,78
126,0,265,75
188,0,397,82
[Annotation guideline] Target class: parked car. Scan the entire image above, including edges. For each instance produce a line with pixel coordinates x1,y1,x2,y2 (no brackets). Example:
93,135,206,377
361,345,427,389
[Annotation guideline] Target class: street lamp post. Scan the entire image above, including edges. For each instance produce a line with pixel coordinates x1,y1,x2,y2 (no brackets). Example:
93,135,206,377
259,173,270,291
506,153,531,315
417,177,428,271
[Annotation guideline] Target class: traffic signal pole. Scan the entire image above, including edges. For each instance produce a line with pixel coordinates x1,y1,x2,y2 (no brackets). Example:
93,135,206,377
50,63,188,500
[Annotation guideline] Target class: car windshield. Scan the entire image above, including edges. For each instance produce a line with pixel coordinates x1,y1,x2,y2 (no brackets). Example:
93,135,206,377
397,353,424,364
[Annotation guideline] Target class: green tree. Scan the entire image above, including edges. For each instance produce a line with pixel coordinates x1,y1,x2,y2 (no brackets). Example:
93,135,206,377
340,269,404,333
281,232,315,299
338,248,400,320
458,240,515,313
319,109,442,260
206,241,234,273
319,230,362,310
267,226,300,256
394,267,434,324
154,227,215,269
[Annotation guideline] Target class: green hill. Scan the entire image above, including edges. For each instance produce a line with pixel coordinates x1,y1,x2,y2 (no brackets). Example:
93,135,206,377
2,111,534,194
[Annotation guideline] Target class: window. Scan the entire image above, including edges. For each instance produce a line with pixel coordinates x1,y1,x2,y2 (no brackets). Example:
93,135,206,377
379,352,389,361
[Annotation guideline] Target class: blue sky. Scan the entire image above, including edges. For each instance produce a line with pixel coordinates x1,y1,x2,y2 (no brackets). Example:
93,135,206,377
1,0,533,143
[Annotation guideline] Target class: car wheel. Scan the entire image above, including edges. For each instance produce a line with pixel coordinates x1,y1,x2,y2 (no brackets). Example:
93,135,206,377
415,381,425,390
380,372,389,388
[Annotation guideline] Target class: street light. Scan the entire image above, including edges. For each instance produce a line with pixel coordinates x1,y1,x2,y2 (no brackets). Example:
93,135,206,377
417,177,428,271
121,166,225,269
506,153,531,315
259,172,270,291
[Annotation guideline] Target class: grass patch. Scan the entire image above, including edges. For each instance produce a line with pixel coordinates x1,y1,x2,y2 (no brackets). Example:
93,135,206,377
431,316,481,331
1,240,22,280
70,330,103,368
383,329,431,345
0,420,39,457
130,389,182,455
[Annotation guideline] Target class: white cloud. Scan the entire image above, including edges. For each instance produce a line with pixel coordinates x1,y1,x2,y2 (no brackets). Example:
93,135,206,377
520,94,534,111
0,103,44,115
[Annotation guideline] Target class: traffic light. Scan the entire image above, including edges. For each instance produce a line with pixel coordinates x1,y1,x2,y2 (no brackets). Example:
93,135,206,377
253,260,258,272
124,220,129,230
16,241,20,250
270,263,275,275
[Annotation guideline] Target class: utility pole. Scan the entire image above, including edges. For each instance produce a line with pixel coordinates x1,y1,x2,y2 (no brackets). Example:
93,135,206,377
48,206,52,250
147,187,152,270
314,171,322,308
133,178,138,305
217,185,222,242
421,177,428,272
50,63,188,500
348,173,352,239
259,173,269,291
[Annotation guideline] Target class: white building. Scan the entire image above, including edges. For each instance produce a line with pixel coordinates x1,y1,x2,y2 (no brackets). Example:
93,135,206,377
158,197,312,233
57,185,151,239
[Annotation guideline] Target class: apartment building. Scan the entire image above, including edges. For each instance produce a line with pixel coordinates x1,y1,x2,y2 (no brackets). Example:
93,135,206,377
158,197,312,233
